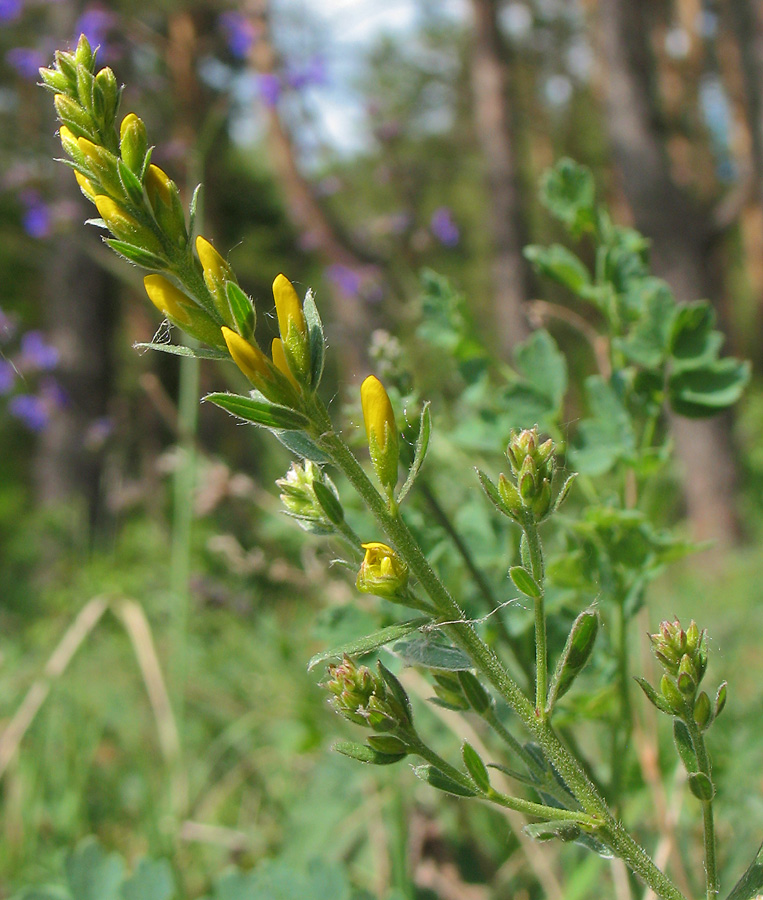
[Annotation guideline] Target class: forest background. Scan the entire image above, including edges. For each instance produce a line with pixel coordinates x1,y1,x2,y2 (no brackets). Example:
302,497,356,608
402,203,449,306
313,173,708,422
2,0,763,898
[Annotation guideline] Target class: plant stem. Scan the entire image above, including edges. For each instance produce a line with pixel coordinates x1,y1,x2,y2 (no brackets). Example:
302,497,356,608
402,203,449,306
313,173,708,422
523,520,548,718
687,718,718,899
315,420,687,900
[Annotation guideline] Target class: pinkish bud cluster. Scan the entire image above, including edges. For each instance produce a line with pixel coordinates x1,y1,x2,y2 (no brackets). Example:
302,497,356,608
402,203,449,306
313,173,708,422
323,656,412,733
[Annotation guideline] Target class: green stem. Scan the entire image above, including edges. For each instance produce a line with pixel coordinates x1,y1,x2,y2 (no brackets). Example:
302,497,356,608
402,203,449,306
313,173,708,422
523,520,547,719
611,600,632,809
687,718,718,899
403,733,597,826
315,420,686,900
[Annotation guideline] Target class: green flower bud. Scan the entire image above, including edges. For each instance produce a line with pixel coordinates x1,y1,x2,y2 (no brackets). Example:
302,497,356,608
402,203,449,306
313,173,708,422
74,34,95,71
677,654,697,696
660,674,685,715
650,619,708,689
356,542,409,600
693,691,712,730
94,67,119,126
322,657,412,733
276,461,343,535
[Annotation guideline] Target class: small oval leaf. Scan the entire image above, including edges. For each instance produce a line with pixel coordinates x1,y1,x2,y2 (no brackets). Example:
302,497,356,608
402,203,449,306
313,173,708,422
509,565,542,599
413,765,476,797
462,742,490,792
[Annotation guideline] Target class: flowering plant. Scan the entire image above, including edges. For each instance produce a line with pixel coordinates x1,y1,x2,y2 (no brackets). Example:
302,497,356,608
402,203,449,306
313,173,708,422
37,35,760,900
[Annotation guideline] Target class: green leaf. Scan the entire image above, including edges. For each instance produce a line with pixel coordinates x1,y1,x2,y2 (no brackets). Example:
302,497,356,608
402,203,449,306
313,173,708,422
392,634,472,671
312,480,344,525
514,329,568,408
273,429,330,462
457,670,491,714
672,720,698,775
377,660,413,725
15,888,71,900
303,289,326,388
524,245,591,295
634,677,674,715
397,402,431,505
204,392,310,431
476,468,515,520
725,842,763,900
413,765,477,797
509,565,542,599
670,302,720,369
462,742,490,792
333,741,406,766
669,359,751,417
547,608,599,710
66,839,124,900
617,279,676,369
307,618,430,671
688,771,715,801
539,158,596,234
571,376,635,475
133,342,228,360
188,183,202,238
501,384,557,431
121,860,175,900
117,159,145,206
225,283,255,339
105,239,167,270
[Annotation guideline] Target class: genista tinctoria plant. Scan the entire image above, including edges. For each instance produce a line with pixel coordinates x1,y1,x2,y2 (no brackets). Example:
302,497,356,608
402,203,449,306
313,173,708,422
41,36,761,900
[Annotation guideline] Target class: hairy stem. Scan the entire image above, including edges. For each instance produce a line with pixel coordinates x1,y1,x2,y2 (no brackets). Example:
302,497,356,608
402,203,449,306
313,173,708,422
315,418,686,900
522,520,548,718
687,718,718,899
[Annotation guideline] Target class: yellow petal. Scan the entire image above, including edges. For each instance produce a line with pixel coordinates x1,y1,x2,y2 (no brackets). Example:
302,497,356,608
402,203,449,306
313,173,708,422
221,326,270,383
271,338,300,390
146,164,174,207
143,275,192,325
196,235,231,283
272,273,306,339
74,170,97,201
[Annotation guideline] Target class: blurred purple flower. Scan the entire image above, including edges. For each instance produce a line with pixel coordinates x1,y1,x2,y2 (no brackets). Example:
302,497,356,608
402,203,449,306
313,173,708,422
430,207,460,247
0,0,22,22
325,264,362,299
75,6,116,50
286,55,327,90
0,359,15,395
220,11,257,60
6,47,46,79
20,331,58,370
40,376,67,408
19,191,52,239
258,73,281,107
9,394,49,431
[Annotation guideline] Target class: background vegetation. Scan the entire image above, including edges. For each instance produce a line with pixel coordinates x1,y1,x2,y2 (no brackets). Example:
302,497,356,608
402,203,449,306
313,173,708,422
2,0,763,897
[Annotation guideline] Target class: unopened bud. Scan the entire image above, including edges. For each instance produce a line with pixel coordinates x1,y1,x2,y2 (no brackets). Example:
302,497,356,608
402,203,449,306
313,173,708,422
356,542,409,599
272,274,310,381
693,691,712,730
677,654,697,696
94,67,119,124
119,113,148,174
146,165,187,246
360,375,399,493
54,94,94,138
660,674,685,715
74,34,94,70
74,170,97,202
94,195,162,253
196,235,236,323
143,275,226,349
276,460,342,534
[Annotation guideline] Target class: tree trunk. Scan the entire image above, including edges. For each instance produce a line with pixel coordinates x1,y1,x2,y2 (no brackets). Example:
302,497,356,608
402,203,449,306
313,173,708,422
598,0,739,547
468,0,530,356
729,0,763,215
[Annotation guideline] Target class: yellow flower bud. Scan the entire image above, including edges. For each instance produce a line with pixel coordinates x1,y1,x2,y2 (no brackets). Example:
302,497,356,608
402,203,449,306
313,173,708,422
271,338,300,390
94,194,140,235
77,135,105,169
196,235,233,285
143,274,193,325
145,164,174,209
221,326,271,384
119,113,148,174
144,276,227,349
360,375,399,492
74,170,97,202
356,542,409,599
272,273,307,340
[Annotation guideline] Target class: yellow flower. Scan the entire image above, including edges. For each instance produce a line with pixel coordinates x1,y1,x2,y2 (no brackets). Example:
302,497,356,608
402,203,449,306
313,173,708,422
356,542,409,598
196,235,233,285
145,164,174,208
221,326,271,384
74,170,97,202
360,375,399,492
144,274,192,324
272,273,307,341
94,194,141,239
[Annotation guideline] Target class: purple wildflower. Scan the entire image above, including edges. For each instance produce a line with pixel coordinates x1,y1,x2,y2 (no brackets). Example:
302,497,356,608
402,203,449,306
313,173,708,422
220,11,257,59
20,331,58,370
9,394,49,431
325,264,362,299
0,359,15,395
286,55,327,90
6,48,46,80
0,0,22,23
22,201,52,239
258,72,281,107
430,207,460,247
